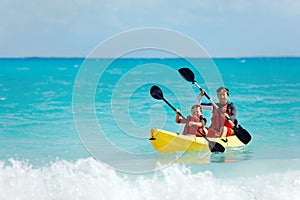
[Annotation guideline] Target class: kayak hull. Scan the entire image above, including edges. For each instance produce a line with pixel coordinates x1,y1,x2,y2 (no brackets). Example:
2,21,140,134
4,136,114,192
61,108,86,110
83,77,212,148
149,128,246,154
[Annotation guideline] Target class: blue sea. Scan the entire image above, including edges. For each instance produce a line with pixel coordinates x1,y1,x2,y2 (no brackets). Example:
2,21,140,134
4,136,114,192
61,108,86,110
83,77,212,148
1,57,300,199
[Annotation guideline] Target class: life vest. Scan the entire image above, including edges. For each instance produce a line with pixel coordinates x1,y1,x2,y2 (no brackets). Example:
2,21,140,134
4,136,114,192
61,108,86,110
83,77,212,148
183,115,206,137
210,103,235,134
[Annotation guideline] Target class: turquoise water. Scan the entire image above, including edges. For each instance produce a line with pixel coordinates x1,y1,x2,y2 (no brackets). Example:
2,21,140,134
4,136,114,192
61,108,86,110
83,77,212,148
1,57,300,199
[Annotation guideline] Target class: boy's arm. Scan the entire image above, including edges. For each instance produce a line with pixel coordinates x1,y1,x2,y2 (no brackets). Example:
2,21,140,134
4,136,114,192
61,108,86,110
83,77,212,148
229,103,237,121
195,93,213,111
189,118,206,127
175,109,184,123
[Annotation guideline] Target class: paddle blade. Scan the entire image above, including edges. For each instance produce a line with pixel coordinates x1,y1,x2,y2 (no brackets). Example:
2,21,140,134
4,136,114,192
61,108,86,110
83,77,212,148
233,125,252,145
150,85,164,100
178,68,195,83
209,141,225,153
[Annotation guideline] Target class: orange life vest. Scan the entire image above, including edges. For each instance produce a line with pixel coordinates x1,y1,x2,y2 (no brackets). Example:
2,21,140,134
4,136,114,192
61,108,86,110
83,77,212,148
182,115,206,137
210,103,235,137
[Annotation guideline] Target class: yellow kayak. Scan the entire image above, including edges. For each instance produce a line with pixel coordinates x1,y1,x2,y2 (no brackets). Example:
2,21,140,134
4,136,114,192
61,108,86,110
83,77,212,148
149,128,246,154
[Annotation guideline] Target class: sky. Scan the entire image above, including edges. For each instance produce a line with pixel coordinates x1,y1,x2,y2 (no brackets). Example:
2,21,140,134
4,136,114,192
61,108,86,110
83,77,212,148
1,0,300,58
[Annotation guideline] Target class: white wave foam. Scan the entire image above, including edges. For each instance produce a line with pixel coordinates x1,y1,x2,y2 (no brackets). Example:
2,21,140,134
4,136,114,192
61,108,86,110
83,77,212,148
0,158,299,200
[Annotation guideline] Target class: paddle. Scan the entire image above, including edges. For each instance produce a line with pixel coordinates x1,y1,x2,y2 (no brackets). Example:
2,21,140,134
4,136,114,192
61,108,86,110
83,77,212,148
150,85,225,153
178,68,252,145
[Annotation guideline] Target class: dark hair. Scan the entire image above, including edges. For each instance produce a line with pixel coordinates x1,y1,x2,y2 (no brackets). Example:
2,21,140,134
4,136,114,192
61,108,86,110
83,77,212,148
191,104,202,111
216,87,229,96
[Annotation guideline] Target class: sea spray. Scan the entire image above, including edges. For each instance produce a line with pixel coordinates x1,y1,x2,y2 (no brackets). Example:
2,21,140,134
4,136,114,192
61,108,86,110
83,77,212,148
0,158,300,200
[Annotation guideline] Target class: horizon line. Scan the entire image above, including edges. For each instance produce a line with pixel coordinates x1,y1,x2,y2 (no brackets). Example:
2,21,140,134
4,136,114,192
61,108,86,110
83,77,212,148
0,56,300,59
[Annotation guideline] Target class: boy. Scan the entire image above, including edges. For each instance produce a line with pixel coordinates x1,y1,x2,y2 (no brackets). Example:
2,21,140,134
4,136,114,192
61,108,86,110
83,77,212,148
196,87,237,137
175,105,207,137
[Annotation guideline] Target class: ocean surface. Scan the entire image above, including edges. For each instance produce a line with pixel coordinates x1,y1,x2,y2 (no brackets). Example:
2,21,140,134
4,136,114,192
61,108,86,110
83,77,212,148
1,57,300,199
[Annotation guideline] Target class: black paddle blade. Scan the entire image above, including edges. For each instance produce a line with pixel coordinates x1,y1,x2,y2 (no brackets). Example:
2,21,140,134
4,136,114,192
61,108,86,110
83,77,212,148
209,141,225,153
233,125,252,145
178,68,195,83
150,85,164,100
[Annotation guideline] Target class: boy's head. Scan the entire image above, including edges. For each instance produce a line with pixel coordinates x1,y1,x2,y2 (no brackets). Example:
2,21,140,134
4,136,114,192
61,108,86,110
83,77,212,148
216,86,229,103
216,87,229,96
191,104,202,116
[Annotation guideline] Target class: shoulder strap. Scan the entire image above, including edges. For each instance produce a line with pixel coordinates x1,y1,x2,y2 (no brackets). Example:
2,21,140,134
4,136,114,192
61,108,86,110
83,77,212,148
199,115,203,120
226,102,233,114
